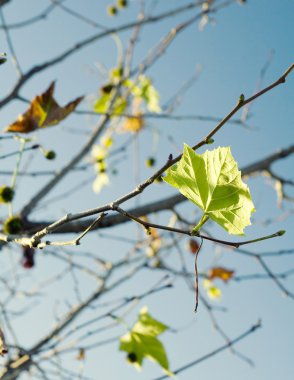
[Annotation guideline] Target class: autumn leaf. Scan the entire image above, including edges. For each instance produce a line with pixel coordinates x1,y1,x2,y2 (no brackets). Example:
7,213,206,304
164,145,255,235
121,98,144,133
208,267,235,282
122,114,144,133
5,82,83,133
119,307,172,376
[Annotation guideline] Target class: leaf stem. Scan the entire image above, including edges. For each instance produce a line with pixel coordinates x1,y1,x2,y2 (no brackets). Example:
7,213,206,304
9,138,26,217
11,138,26,190
192,214,209,234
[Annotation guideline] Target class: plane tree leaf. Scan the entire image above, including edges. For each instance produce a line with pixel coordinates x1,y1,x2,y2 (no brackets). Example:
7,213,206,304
5,82,83,133
119,307,172,376
164,144,255,235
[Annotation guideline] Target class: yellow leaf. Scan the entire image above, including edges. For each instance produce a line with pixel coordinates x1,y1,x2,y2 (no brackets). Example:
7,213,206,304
207,285,222,300
101,135,113,148
203,279,222,300
122,114,144,133
208,267,235,283
5,82,83,133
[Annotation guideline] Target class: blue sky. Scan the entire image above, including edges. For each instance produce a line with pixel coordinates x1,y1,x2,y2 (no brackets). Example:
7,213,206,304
0,1,293,379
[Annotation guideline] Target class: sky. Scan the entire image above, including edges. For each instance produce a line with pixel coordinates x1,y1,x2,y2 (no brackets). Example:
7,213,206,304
0,1,293,379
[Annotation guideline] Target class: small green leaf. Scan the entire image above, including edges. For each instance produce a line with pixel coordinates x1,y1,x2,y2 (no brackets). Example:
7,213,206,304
94,93,127,115
164,145,255,235
131,75,161,113
132,306,168,336
119,307,172,376
110,66,123,82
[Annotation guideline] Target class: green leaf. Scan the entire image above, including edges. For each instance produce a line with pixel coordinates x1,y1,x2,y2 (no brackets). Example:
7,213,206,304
164,145,255,235
110,66,123,83
94,93,127,115
119,307,172,376
131,75,161,113
132,306,168,336
94,94,110,113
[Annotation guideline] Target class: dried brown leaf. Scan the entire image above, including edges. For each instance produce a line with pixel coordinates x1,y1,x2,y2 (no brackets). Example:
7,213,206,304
5,82,83,133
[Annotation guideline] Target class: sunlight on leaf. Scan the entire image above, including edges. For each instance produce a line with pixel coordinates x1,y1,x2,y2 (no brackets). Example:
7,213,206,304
164,145,255,235
121,98,144,133
119,307,172,376
122,114,144,133
91,133,114,193
92,172,110,193
203,279,222,300
131,75,161,113
5,82,83,133
91,145,108,162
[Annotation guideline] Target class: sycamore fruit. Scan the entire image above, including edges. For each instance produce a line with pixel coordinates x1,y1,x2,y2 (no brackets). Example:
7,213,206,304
0,186,15,203
3,216,23,235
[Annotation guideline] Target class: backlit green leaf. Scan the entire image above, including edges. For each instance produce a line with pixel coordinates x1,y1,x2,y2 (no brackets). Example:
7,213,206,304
94,93,127,115
164,145,255,235
119,307,172,376
132,306,168,336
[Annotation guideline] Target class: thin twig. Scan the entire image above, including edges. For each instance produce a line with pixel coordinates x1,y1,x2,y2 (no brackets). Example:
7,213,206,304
152,321,262,380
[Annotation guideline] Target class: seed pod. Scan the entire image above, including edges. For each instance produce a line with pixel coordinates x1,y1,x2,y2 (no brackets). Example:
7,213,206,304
107,5,117,16
127,352,137,363
101,83,114,94
0,186,15,203
146,157,156,168
117,0,128,8
45,150,56,160
3,216,23,235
